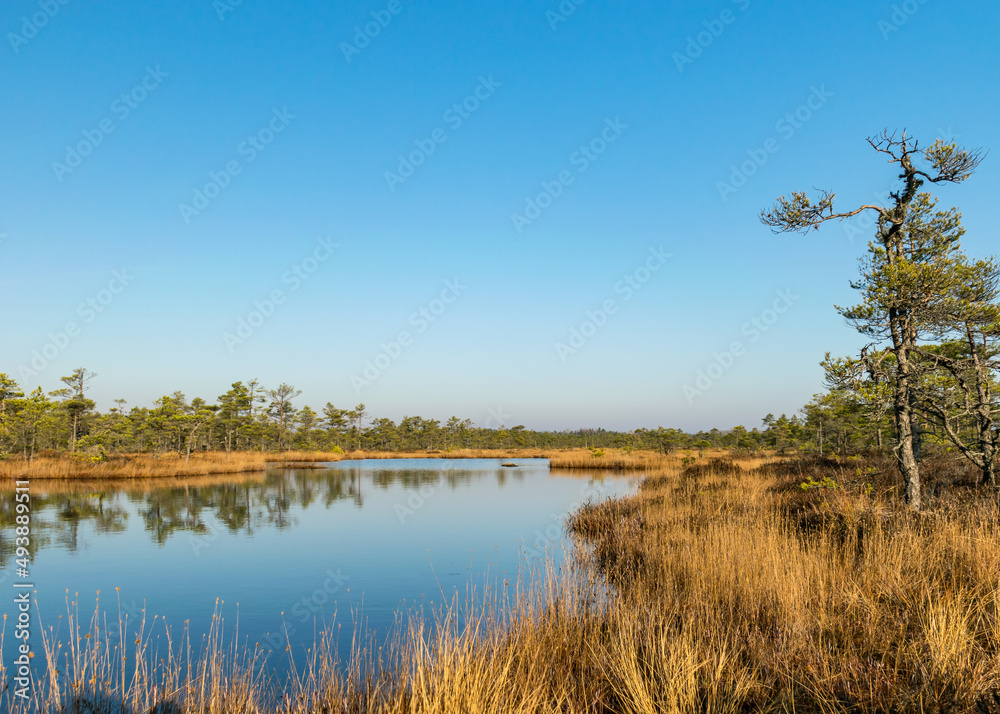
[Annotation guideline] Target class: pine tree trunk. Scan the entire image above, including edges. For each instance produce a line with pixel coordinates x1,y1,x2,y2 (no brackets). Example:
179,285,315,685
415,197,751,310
893,342,922,509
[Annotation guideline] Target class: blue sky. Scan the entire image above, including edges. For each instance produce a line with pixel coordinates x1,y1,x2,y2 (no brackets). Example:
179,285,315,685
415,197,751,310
1,0,998,432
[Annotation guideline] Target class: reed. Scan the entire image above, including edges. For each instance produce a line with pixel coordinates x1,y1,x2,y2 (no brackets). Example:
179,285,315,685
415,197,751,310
0,451,348,480
547,448,708,471
0,471,268,496
3,454,996,711
0,448,668,480
571,454,1000,710
338,448,551,461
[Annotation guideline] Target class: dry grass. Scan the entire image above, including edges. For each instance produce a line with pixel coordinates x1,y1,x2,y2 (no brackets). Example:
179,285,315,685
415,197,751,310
0,448,674,480
339,448,552,461
0,471,268,495
571,455,1000,711
4,454,997,712
0,451,349,480
547,448,677,471
2,567,616,714
545,448,737,471
325,447,692,471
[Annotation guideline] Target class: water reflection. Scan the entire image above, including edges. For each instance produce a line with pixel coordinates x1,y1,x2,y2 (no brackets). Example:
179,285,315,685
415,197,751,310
1,459,639,680
0,461,539,568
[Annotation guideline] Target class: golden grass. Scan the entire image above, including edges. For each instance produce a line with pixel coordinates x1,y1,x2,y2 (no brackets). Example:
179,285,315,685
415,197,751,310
341,447,692,471
0,471,268,495
339,448,552,461
547,448,677,471
2,567,615,714
0,451,348,480
570,455,1000,711
547,447,744,471
5,454,997,711
0,448,675,480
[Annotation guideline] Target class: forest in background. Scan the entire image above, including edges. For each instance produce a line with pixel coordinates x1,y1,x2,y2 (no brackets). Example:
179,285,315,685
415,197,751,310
0,361,987,469
0,365,858,457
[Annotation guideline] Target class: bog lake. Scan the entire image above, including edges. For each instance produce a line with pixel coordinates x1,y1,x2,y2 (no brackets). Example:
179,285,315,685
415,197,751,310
2,458,640,675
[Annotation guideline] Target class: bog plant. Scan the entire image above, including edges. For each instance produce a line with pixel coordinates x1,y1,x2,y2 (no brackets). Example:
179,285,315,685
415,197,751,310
799,475,841,490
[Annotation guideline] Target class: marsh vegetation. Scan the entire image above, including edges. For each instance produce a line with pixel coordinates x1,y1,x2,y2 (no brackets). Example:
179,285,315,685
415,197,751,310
5,454,998,712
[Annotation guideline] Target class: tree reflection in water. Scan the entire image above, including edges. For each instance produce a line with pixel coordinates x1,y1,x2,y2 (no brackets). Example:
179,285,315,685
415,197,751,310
0,465,517,568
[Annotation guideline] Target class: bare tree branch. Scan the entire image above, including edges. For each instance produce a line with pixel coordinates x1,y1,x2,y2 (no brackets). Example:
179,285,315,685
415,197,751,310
760,189,889,234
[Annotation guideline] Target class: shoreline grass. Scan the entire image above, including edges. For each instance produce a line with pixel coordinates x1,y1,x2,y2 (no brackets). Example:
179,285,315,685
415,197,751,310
0,471,270,495
546,448,734,471
0,451,349,481
5,454,997,711
0,447,676,481
570,454,1000,710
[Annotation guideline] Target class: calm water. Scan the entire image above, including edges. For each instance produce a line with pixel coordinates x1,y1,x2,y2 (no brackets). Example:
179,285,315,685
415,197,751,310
2,458,637,675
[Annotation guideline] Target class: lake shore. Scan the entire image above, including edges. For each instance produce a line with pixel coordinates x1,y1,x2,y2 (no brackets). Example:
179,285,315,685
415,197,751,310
565,453,1000,710
4,453,998,711
0,447,691,480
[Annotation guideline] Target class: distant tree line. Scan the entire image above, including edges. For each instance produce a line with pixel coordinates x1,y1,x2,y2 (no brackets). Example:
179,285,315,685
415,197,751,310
0,362,994,483
0,367,876,461
0,368,748,458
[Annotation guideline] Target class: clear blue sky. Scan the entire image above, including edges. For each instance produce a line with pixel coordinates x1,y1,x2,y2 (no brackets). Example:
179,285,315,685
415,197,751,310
2,0,997,432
